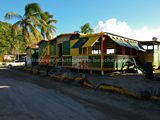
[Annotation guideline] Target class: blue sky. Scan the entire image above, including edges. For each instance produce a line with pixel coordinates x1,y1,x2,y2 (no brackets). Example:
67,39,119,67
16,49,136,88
0,0,160,39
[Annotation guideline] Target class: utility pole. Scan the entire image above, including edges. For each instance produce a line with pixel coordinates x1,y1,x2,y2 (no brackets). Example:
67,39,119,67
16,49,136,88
18,40,19,60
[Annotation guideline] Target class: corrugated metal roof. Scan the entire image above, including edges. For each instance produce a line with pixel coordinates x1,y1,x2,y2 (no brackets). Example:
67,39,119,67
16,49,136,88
107,33,146,52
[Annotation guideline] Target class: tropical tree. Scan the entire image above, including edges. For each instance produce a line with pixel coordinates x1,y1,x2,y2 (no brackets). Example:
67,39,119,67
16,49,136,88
39,11,57,39
4,3,57,46
0,21,25,54
4,4,42,45
24,3,57,39
24,3,42,17
80,23,93,34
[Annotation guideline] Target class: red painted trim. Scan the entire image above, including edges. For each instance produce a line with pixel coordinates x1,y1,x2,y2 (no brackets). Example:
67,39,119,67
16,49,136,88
103,36,108,54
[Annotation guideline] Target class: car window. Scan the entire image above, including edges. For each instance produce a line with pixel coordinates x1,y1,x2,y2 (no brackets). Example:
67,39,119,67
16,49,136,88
15,60,25,62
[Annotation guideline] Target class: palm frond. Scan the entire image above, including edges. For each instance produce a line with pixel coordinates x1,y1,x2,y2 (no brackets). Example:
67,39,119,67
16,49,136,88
28,23,42,41
4,12,22,20
13,21,22,27
25,3,42,17
47,19,57,24
48,25,56,31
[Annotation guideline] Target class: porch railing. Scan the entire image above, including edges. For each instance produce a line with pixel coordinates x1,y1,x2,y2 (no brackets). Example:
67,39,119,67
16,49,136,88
62,54,133,71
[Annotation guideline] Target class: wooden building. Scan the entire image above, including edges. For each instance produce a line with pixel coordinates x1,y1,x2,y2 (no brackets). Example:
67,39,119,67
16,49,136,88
32,32,146,74
37,32,145,74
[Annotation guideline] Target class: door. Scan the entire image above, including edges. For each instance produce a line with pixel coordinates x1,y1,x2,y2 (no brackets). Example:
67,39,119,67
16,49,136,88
58,43,62,65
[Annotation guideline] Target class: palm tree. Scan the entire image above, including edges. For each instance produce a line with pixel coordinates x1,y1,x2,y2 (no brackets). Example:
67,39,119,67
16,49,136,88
24,3,42,17
38,11,57,40
24,3,57,39
5,3,57,44
80,23,93,34
5,14,41,46
4,3,44,45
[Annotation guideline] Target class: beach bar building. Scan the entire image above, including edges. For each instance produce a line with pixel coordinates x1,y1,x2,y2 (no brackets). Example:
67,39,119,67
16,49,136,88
39,32,145,75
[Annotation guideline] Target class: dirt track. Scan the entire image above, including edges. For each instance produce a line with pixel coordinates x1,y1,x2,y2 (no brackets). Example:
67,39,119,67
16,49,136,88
0,68,159,120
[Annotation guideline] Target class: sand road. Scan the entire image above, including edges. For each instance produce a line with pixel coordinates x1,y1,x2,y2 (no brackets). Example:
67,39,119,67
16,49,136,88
0,68,159,120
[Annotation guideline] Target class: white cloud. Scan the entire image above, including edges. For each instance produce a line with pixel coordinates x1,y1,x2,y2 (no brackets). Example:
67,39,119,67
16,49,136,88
94,18,160,41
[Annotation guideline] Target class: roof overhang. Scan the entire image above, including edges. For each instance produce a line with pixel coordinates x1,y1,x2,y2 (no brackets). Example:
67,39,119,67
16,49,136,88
50,33,80,42
140,41,160,45
37,40,49,45
106,33,146,52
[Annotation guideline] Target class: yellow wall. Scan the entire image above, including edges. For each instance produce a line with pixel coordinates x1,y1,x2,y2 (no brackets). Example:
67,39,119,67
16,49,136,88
70,39,79,55
48,43,51,56
70,48,79,55
70,39,78,47
153,52,159,69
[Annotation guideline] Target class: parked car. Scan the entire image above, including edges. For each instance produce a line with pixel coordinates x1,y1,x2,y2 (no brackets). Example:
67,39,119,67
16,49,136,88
3,60,25,68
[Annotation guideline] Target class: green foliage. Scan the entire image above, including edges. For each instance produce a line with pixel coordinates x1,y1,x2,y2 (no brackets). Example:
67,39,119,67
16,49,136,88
40,11,57,40
0,21,25,55
4,2,57,46
80,23,94,34
2,2,57,54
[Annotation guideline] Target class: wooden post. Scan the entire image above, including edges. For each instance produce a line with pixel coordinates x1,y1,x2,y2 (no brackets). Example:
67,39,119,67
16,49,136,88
130,48,132,55
101,70,104,75
56,44,58,66
90,70,92,74
122,47,125,55
101,35,104,75
48,42,51,65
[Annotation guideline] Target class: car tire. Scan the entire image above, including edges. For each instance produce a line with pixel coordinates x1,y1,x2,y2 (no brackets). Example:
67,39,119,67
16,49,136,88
8,64,12,69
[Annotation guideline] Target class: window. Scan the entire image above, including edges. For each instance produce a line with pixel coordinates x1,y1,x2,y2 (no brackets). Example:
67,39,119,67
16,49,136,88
92,50,101,54
142,45,147,49
91,40,101,54
148,45,153,50
83,48,87,54
106,49,115,54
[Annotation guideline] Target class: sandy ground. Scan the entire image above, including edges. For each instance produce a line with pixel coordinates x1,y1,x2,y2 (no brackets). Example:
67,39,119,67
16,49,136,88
86,73,160,94
0,68,160,120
